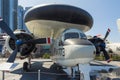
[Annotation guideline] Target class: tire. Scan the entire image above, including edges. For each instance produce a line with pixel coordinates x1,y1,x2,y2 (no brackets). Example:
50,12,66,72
23,62,29,72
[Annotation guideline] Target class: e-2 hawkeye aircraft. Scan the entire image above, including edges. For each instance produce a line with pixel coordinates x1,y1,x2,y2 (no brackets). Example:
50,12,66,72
0,4,96,80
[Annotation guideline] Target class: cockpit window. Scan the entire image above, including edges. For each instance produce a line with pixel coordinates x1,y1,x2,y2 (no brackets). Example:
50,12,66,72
64,32,79,40
80,33,87,39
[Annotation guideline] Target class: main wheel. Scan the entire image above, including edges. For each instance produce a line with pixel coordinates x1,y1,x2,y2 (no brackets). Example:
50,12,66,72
23,62,29,72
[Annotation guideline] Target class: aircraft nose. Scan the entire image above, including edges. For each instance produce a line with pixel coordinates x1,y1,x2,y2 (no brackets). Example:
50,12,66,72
63,39,95,61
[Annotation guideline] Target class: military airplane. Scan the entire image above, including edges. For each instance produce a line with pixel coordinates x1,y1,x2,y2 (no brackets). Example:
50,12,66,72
0,4,96,80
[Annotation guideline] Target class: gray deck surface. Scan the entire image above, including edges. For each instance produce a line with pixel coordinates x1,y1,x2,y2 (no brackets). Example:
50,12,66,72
0,58,70,80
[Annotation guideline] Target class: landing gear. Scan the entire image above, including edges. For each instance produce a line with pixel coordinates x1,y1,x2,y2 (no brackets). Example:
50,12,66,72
76,64,81,80
78,64,91,80
75,71,80,80
23,62,29,71
50,63,62,71
70,67,80,80
67,64,90,80
23,55,32,72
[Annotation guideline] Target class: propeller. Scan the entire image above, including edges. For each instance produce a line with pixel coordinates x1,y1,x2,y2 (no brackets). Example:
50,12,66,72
88,28,111,54
0,19,51,63
103,28,111,41
90,28,111,61
7,48,18,62
0,19,22,63
0,19,17,40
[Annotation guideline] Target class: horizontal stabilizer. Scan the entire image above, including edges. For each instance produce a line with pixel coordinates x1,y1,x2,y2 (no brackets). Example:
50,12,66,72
0,62,18,71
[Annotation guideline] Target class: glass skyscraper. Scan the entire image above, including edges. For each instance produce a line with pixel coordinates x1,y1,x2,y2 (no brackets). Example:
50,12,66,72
0,0,18,32
0,0,2,17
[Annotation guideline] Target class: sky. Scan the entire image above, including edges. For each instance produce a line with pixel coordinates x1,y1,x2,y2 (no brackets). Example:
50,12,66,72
18,0,120,43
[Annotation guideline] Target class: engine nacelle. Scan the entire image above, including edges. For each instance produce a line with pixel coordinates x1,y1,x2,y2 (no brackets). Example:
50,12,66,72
5,29,35,56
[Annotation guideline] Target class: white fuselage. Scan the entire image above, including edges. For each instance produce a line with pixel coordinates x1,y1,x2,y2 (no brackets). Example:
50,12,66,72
51,29,96,67
52,44,95,67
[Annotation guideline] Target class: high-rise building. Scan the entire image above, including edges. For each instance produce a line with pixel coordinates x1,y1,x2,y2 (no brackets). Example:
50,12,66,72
17,6,24,29
17,6,33,32
0,0,18,32
0,0,2,17
17,6,31,32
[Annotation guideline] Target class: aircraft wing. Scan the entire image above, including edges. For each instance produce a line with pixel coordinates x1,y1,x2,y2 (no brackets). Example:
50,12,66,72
24,4,93,39
90,60,119,71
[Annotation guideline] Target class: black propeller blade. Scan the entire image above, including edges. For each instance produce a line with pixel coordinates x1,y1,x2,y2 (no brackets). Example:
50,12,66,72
0,19,17,40
7,48,18,62
0,19,18,62
103,28,111,41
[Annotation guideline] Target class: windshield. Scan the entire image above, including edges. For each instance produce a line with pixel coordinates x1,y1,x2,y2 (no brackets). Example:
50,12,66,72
64,32,79,40
80,33,87,39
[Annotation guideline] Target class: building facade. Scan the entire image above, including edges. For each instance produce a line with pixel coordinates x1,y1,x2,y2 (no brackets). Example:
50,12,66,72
17,6,24,29
0,0,18,32
17,6,32,32
0,0,2,17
